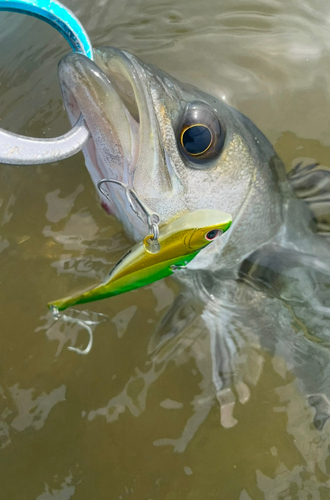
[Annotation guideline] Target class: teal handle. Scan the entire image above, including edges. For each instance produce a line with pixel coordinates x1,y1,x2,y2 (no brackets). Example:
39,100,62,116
0,0,93,59
0,0,93,165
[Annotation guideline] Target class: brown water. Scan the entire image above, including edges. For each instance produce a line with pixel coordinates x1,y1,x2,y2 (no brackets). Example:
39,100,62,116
1,0,330,498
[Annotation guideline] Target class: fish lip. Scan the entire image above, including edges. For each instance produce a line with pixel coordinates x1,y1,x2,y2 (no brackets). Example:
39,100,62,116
59,47,156,235
95,47,141,123
59,48,182,240
88,48,159,236
93,46,155,165
94,47,166,174
92,47,144,182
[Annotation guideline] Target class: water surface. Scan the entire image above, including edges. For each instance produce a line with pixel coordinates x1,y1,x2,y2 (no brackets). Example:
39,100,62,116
1,0,330,498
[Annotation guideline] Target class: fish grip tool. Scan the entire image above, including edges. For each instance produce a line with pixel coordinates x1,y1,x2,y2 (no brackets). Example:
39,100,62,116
0,0,92,165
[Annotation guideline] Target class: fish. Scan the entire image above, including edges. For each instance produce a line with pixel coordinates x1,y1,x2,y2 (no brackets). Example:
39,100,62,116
54,47,330,428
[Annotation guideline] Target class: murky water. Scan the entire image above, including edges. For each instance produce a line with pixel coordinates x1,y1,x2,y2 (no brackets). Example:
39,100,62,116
1,0,330,498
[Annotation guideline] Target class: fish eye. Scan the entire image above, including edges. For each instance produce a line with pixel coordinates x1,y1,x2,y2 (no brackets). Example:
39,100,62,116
178,103,225,167
205,229,220,241
181,125,212,156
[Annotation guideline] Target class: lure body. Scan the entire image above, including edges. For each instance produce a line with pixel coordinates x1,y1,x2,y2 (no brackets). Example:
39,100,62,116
49,209,232,312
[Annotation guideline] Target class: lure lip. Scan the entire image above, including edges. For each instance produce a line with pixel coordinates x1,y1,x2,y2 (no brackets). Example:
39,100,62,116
47,209,232,313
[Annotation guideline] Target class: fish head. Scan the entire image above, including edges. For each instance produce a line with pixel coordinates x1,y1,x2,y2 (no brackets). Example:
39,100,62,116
58,47,287,271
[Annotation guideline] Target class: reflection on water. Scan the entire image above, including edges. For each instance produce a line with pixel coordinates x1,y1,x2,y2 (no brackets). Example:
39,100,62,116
36,474,75,500
1,0,330,498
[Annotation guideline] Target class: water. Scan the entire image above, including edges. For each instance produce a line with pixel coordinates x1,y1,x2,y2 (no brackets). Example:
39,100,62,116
1,0,330,498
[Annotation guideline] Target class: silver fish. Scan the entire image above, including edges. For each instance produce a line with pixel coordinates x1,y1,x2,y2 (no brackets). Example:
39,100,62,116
58,47,330,428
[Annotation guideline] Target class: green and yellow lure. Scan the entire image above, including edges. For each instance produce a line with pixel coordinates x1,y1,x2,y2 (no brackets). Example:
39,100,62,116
48,209,232,312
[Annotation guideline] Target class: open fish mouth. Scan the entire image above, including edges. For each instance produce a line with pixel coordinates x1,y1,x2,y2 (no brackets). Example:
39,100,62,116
59,47,163,240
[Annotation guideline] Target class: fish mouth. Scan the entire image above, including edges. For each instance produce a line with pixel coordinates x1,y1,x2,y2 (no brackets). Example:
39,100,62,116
58,47,161,240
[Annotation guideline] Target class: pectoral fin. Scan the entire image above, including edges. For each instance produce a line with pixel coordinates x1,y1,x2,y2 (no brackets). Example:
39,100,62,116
288,162,330,236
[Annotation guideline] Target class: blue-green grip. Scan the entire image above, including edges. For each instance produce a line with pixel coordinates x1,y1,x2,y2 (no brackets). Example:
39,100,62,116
0,0,93,59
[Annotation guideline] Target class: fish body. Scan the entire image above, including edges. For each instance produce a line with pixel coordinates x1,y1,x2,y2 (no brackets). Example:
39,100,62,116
55,46,330,426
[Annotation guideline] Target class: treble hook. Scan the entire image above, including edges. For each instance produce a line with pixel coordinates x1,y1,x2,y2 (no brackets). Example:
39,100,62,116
97,178,161,251
50,305,93,355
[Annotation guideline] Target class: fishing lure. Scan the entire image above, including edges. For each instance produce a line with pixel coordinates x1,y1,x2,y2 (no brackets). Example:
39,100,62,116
48,209,232,313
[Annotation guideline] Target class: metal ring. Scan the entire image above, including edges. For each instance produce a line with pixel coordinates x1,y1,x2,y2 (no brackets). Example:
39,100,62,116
149,213,160,225
150,223,159,241
0,0,93,165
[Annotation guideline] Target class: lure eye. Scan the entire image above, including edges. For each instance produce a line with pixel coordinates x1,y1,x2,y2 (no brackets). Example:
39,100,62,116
181,125,212,156
178,103,225,168
205,229,220,241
